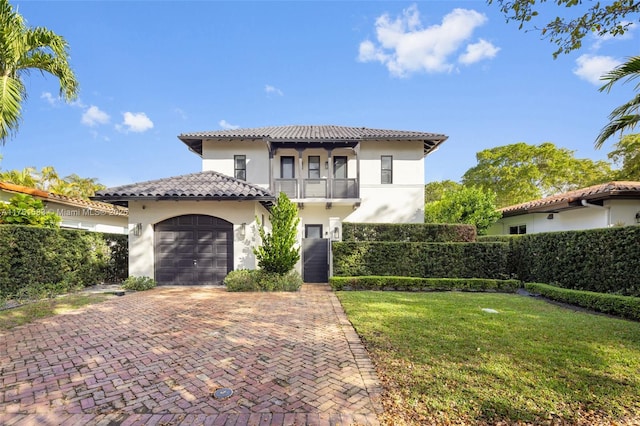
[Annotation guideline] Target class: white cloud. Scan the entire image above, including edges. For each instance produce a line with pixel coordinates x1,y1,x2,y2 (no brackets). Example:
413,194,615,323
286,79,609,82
81,105,110,127
591,21,636,50
459,39,500,65
358,4,498,77
574,54,622,85
265,84,284,96
41,92,58,106
219,119,240,130
119,112,154,133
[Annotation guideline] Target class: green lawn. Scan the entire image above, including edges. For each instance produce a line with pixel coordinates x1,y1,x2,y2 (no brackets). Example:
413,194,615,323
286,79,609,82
337,291,640,425
0,293,113,330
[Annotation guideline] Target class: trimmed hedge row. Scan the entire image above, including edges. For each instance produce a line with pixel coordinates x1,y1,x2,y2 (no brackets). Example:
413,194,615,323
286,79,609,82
332,241,511,279
330,276,520,292
342,222,476,242
512,226,640,297
525,282,640,321
0,225,128,296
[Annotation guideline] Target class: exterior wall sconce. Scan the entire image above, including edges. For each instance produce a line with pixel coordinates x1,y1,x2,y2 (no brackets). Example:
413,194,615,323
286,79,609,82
324,161,329,169
332,226,340,240
133,223,142,236
240,223,246,237
547,214,554,220
635,212,640,224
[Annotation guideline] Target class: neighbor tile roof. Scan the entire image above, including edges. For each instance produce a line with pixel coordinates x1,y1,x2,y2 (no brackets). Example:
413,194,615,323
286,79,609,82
179,125,448,156
93,171,274,204
0,181,128,216
500,181,640,216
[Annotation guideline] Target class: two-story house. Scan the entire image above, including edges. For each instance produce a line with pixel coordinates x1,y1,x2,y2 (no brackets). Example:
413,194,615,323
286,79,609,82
94,125,447,284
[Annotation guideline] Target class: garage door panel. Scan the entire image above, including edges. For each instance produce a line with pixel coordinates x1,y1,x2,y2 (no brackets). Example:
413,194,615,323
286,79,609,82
154,214,233,285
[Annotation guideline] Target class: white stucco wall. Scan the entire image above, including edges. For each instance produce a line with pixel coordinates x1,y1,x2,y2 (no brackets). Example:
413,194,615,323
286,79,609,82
488,199,640,235
127,200,270,279
201,140,270,187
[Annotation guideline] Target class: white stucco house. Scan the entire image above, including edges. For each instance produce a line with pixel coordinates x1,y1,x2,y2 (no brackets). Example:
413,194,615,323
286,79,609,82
0,181,128,234
488,181,640,235
93,125,447,284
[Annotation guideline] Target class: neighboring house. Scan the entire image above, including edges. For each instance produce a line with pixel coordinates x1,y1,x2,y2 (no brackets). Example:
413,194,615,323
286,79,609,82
94,125,447,284
488,181,640,235
0,181,128,234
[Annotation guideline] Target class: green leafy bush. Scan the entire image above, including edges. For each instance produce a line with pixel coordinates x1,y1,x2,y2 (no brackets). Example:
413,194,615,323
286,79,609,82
332,241,511,279
0,225,128,297
225,269,302,292
525,283,640,321
512,227,640,296
254,193,300,274
330,276,520,292
0,194,61,227
342,222,476,242
121,276,157,291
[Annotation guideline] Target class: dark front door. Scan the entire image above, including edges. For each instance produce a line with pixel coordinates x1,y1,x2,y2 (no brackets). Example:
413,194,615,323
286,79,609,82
302,225,328,283
154,215,233,285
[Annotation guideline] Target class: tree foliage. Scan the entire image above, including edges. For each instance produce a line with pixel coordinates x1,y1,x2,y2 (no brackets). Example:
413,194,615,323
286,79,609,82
596,56,640,148
424,186,502,235
424,180,462,204
608,133,640,180
0,193,60,227
0,166,105,198
0,0,79,144
253,192,300,274
488,0,640,58
462,142,613,207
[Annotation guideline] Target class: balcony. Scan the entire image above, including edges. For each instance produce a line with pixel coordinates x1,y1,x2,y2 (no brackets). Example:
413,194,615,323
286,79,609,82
274,178,359,200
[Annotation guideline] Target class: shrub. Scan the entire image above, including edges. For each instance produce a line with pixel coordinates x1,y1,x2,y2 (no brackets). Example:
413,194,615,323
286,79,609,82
225,269,302,292
0,225,128,297
121,276,157,291
342,222,476,242
332,241,511,279
254,192,300,274
330,276,520,292
525,283,640,321
0,194,61,227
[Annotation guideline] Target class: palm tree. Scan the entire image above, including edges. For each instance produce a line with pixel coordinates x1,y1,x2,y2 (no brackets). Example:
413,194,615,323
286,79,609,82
596,56,640,149
0,0,78,144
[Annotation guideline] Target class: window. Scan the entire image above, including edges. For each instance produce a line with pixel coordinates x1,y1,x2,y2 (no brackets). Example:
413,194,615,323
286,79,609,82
509,225,527,235
308,156,320,179
305,224,323,239
281,156,295,179
381,155,393,184
333,156,347,179
234,155,246,180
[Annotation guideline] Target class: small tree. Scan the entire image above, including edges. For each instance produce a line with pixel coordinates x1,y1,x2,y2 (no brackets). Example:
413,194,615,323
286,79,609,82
253,192,300,274
424,186,501,235
0,193,60,227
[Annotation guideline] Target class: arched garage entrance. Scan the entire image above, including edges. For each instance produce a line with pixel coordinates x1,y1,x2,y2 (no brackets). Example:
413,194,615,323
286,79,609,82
154,214,233,285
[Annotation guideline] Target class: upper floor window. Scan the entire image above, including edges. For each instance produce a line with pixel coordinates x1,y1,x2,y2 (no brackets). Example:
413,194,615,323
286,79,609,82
333,156,347,179
509,225,526,235
234,155,246,180
281,156,295,179
381,155,393,184
308,156,320,179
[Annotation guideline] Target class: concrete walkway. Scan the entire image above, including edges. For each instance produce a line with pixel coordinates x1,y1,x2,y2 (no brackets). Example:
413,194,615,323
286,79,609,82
0,285,382,425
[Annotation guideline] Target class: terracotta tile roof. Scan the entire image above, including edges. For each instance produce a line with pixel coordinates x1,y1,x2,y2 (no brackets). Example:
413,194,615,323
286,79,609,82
0,181,128,216
93,171,274,205
500,181,640,216
179,124,448,156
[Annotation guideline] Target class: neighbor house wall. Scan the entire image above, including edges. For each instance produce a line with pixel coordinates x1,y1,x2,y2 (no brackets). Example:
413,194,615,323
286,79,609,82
127,200,270,279
488,200,640,235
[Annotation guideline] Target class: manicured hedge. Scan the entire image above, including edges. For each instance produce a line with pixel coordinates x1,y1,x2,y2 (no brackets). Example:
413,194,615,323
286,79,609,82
342,222,476,243
0,225,128,296
525,282,640,321
476,235,521,242
512,226,640,297
332,241,510,279
330,276,520,292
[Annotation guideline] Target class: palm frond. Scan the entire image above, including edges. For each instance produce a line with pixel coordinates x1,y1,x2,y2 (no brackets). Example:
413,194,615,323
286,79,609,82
595,114,640,149
599,56,640,93
0,75,25,144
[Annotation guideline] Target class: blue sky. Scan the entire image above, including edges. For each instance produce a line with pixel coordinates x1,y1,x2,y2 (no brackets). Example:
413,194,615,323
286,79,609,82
0,1,637,188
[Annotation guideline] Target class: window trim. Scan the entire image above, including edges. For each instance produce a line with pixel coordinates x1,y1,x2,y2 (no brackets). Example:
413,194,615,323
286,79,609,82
234,155,246,181
281,156,295,179
305,224,323,239
509,224,527,235
333,156,347,179
381,155,393,184
308,155,320,179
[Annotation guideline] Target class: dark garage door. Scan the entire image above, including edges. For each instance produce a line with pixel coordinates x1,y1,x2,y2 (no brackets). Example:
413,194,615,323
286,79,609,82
155,215,233,285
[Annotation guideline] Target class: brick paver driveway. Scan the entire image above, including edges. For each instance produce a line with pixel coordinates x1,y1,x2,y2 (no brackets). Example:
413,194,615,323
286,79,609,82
0,285,382,425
